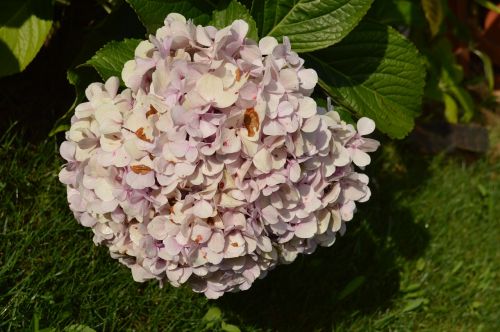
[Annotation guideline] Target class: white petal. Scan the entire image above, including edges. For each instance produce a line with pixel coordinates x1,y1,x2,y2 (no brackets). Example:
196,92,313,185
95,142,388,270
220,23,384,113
191,224,212,243
147,216,169,240
279,68,299,91
208,232,225,253
197,74,223,102
298,68,318,90
295,219,318,239
301,115,321,132
352,149,371,167
357,117,376,136
94,178,114,201
258,36,278,55
262,119,286,136
298,97,317,119
193,200,213,218
253,148,272,173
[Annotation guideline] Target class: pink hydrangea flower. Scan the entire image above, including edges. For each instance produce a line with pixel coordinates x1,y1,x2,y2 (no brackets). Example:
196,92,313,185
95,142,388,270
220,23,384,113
59,14,379,299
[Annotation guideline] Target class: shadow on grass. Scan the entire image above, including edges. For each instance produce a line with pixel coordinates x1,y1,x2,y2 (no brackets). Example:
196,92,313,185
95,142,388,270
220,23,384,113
217,142,431,331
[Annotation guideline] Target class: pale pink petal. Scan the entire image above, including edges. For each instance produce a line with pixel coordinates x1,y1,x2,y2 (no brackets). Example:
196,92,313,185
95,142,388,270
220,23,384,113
193,200,213,218
357,117,376,136
295,219,318,238
253,148,272,173
298,68,318,90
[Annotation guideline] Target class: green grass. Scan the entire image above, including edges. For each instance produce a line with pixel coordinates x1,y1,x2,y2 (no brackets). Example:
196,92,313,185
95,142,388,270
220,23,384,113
0,132,498,332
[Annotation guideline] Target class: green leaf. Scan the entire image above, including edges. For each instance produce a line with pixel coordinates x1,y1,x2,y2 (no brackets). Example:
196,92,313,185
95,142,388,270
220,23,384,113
443,93,458,124
306,21,426,138
86,38,141,82
221,321,241,332
211,0,258,40
474,0,500,14
416,258,426,271
368,0,425,27
0,0,53,77
472,49,494,92
440,68,475,122
421,0,444,37
63,325,96,332
202,307,222,322
337,276,366,300
126,0,212,34
252,0,373,52
402,298,428,312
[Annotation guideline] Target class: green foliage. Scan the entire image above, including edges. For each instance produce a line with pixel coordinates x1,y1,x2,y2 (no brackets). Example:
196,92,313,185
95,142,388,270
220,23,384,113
126,0,211,33
368,0,425,27
256,0,374,52
0,0,53,77
423,39,475,122
221,321,241,332
473,49,495,92
307,22,426,138
202,307,222,322
421,0,444,37
211,0,258,41
86,38,141,83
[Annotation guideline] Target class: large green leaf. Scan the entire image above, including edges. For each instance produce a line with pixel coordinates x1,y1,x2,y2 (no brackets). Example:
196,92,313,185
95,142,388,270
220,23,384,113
126,0,212,34
86,38,141,83
0,0,53,77
251,0,373,52
211,0,258,40
306,21,426,138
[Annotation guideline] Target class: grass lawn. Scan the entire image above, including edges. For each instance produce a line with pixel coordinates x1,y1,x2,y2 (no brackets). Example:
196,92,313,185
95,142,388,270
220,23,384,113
0,130,498,331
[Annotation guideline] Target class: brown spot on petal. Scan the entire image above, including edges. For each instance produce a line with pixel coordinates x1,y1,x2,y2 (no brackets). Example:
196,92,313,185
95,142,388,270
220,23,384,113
135,127,153,143
231,242,239,247
244,108,259,137
130,164,152,174
206,217,215,226
194,235,203,243
235,68,242,82
146,105,158,117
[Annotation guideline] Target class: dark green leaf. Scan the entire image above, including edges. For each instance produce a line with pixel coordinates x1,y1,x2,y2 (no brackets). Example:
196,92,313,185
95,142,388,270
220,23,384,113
306,21,426,138
402,298,428,312
63,325,96,332
211,0,258,40
368,0,425,27
337,276,366,300
86,38,141,82
202,307,222,322
0,0,53,77
252,0,374,52
221,321,241,332
126,0,212,34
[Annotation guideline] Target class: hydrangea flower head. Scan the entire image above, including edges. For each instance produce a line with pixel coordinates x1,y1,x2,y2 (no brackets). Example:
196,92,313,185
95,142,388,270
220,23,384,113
59,14,379,299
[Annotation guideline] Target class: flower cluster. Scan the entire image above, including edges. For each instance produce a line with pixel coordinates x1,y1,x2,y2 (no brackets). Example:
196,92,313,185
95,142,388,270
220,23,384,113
59,14,379,299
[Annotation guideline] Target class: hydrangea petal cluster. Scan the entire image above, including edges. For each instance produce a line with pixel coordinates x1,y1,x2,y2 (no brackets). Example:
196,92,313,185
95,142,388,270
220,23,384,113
59,14,379,299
